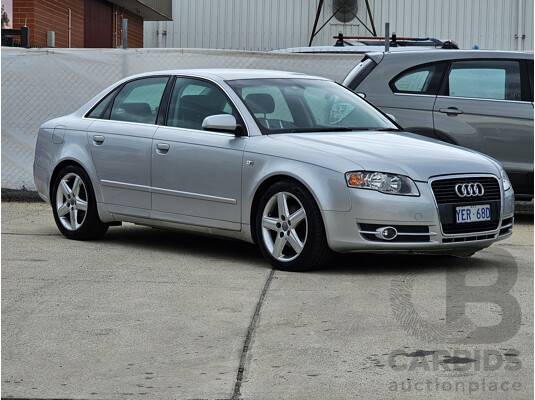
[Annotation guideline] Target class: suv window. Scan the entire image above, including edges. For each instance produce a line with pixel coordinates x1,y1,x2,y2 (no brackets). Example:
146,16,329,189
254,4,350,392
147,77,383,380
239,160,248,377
446,60,521,101
390,62,447,94
167,78,239,131
110,77,169,124
527,60,533,101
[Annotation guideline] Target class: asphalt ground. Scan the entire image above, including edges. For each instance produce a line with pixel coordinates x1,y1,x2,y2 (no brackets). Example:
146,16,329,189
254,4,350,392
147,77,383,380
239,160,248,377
1,201,533,399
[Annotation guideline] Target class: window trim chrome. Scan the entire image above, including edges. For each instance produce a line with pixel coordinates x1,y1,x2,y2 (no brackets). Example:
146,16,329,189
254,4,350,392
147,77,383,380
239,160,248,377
436,95,530,104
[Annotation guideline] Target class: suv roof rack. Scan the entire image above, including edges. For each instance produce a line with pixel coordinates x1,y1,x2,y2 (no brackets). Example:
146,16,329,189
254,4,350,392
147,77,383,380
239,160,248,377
334,33,459,49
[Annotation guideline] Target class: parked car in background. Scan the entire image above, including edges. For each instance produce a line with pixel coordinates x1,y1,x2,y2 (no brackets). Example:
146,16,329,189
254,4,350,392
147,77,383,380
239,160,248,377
34,69,514,271
343,50,534,199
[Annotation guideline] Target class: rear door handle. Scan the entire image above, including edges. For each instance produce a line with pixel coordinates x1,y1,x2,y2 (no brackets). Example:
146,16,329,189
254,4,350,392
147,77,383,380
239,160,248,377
439,107,463,115
92,135,105,145
156,143,170,154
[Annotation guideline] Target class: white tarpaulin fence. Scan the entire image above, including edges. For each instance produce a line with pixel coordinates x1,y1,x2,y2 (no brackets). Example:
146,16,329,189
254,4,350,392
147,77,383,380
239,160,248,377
1,47,363,190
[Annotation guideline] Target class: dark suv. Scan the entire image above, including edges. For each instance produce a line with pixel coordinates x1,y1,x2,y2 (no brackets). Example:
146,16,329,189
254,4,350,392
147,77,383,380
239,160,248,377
343,50,534,199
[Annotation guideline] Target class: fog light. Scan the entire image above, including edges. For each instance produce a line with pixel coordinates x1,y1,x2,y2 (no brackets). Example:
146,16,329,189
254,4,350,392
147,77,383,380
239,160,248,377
375,226,398,241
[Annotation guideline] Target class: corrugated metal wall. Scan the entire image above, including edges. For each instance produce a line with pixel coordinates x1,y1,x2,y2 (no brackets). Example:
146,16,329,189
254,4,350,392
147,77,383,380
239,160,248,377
144,0,534,51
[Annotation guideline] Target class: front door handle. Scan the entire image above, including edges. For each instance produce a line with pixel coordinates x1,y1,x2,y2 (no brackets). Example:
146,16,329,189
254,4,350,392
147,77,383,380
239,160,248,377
439,107,463,115
92,135,105,145
156,143,170,154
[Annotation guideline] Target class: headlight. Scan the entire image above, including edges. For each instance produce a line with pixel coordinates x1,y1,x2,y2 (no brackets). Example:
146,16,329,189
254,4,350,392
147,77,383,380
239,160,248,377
501,168,512,191
345,171,420,196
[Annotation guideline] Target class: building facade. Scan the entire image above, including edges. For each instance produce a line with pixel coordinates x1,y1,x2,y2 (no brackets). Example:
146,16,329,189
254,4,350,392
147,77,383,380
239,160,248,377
7,0,171,48
144,0,534,51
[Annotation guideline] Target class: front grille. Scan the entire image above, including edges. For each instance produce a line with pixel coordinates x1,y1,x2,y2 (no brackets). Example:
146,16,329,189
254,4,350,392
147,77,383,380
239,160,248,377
431,176,501,235
431,177,501,204
441,220,499,234
443,234,496,243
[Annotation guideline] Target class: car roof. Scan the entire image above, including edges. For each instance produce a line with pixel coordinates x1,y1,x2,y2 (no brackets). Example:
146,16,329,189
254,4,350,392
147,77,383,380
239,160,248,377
124,69,329,81
271,45,438,54
371,49,534,61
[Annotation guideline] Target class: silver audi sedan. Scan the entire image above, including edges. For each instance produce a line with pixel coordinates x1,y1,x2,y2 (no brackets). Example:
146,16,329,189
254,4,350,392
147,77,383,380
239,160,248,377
33,69,514,271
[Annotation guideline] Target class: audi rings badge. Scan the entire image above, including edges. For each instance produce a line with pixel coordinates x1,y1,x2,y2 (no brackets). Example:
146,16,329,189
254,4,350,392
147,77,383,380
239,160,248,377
455,183,485,197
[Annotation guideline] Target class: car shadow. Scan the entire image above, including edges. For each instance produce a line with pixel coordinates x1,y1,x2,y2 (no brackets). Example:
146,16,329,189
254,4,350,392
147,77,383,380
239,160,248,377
514,213,534,224
99,224,511,276
320,251,499,276
102,224,263,266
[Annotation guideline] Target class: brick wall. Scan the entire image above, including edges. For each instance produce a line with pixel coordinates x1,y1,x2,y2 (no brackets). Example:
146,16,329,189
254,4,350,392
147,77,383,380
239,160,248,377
34,0,84,48
124,9,143,48
12,0,36,45
11,0,143,48
112,5,143,48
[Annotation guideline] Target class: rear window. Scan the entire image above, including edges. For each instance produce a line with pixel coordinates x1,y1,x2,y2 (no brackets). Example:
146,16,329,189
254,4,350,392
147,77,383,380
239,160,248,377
390,62,447,95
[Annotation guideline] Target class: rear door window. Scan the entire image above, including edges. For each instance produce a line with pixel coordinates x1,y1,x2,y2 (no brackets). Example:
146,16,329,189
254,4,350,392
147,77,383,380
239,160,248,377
110,76,169,124
446,60,522,101
527,60,533,102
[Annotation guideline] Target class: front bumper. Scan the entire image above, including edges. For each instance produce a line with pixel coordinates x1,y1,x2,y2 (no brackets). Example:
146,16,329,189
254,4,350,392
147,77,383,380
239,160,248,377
323,177,514,254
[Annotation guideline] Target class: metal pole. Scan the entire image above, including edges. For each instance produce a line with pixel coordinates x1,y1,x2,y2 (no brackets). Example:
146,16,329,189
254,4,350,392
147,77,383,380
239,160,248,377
309,0,325,47
122,18,128,49
364,0,377,36
517,0,523,51
384,22,389,52
68,8,71,48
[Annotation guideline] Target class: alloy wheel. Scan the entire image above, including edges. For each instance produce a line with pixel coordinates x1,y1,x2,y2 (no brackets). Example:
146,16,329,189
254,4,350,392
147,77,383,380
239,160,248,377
55,172,88,231
261,191,308,262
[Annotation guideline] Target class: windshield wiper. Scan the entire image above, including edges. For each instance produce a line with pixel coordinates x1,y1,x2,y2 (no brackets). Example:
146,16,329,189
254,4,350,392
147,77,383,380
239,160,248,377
288,127,356,133
371,127,403,131
282,126,402,134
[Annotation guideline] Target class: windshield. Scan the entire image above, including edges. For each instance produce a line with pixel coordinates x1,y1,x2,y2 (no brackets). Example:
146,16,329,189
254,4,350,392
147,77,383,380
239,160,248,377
227,78,398,134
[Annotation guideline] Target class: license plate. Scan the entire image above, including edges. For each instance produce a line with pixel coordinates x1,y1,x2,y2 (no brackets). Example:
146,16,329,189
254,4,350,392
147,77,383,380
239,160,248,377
456,204,491,223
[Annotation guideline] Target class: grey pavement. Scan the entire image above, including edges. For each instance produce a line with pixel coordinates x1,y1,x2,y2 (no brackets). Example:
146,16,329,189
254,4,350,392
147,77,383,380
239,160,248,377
2,202,533,399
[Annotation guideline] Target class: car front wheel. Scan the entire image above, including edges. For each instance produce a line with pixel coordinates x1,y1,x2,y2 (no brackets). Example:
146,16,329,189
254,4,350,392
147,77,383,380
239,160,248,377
51,165,108,240
255,180,332,271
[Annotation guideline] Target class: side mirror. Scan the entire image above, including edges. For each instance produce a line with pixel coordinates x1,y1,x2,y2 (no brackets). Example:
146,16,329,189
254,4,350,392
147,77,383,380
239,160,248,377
356,92,366,99
202,114,241,134
386,113,397,122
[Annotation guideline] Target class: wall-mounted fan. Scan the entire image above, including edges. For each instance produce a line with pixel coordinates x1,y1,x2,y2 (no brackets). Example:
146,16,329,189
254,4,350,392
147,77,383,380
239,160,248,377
332,0,358,23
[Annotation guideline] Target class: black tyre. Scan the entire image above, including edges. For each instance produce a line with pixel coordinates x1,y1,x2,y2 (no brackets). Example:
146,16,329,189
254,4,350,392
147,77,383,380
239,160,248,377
255,180,332,271
51,165,108,240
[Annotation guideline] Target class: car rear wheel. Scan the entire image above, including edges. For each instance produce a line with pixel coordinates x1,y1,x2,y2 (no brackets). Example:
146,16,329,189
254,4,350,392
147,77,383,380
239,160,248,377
51,165,108,240
255,180,332,271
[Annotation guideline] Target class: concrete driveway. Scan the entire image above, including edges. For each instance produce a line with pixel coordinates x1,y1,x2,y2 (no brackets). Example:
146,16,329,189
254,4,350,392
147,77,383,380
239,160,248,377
2,202,533,399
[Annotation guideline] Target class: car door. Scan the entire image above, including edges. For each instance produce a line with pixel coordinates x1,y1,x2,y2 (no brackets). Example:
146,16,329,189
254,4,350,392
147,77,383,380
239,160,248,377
433,59,534,196
366,61,447,139
86,76,170,217
150,76,246,230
